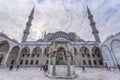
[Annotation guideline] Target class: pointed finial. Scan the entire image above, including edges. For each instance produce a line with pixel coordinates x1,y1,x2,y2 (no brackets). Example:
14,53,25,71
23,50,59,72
86,4,91,15
32,5,35,14
29,4,35,18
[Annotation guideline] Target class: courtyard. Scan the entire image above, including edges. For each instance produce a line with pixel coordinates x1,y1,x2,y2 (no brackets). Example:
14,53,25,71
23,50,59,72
0,67,120,80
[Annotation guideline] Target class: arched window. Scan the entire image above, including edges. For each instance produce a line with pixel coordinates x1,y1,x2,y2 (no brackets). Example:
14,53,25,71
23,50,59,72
80,46,90,58
94,60,97,65
20,60,23,65
99,60,103,65
83,60,86,65
20,47,30,58
22,54,25,57
25,60,28,65
30,60,33,65
88,60,91,65
32,47,42,58
92,46,101,57
27,54,30,57
31,54,34,58
36,60,39,65
11,60,14,64
37,54,39,57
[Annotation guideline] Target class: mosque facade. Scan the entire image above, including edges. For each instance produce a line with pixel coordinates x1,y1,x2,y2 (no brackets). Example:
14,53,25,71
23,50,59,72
0,6,119,68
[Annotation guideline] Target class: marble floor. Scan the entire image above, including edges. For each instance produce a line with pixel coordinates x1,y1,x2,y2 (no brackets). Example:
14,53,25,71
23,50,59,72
0,67,120,80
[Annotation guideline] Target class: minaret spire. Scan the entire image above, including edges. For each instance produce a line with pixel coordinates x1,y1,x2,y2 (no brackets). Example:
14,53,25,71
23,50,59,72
21,5,35,43
86,5,101,43
44,30,46,39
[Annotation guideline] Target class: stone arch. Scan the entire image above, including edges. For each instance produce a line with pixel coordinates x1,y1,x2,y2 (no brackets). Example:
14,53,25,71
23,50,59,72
31,47,42,65
6,46,20,66
0,40,9,65
44,47,49,57
43,47,49,64
92,46,101,55
101,45,115,66
111,39,120,65
19,47,30,65
80,46,90,57
55,44,69,53
20,47,30,55
80,46,90,66
56,47,66,65
92,46,103,66
31,47,42,57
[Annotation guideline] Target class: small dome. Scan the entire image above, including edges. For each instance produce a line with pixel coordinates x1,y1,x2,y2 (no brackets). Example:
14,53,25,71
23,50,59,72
78,39,85,42
0,32,8,38
55,38,68,42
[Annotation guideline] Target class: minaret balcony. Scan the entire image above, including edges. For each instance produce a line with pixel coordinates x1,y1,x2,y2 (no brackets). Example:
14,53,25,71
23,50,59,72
90,22,96,26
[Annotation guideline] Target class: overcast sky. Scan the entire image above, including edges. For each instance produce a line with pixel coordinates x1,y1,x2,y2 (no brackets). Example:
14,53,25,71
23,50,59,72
0,0,120,42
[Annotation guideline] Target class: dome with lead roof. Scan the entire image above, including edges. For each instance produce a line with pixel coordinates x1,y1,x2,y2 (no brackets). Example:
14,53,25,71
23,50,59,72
54,38,69,42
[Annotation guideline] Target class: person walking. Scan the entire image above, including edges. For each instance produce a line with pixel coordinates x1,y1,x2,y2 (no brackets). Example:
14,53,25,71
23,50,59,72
40,63,43,71
82,65,86,72
9,64,13,71
107,63,111,71
117,64,120,71
45,64,48,72
43,64,45,72
16,64,20,71
105,62,109,71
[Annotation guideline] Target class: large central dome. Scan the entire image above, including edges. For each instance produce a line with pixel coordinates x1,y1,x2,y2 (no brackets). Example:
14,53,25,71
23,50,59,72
44,31,81,42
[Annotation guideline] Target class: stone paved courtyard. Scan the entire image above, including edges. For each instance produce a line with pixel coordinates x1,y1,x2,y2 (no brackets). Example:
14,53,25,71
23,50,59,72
0,67,120,80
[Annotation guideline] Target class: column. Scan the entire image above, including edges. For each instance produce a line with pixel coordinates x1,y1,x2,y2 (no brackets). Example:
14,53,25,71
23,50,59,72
41,48,45,64
48,52,51,74
3,49,11,67
52,56,56,75
29,50,32,66
16,50,21,65
72,55,75,75
66,56,71,76
89,49,94,67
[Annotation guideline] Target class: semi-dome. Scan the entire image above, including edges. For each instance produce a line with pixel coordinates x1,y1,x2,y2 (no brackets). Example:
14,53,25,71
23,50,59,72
54,38,69,42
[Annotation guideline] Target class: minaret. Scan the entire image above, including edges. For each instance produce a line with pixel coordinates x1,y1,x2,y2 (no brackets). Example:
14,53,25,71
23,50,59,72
44,30,46,39
21,6,35,43
87,5,101,43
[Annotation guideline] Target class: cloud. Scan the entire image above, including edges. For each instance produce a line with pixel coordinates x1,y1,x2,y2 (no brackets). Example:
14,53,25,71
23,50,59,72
0,0,120,42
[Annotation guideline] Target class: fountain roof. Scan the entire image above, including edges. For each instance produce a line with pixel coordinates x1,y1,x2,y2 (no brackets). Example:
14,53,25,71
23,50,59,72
0,32,8,38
